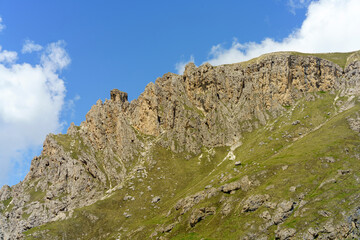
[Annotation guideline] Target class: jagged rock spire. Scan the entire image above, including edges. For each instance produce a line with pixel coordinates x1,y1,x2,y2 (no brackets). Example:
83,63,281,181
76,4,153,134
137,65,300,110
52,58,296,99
110,89,128,103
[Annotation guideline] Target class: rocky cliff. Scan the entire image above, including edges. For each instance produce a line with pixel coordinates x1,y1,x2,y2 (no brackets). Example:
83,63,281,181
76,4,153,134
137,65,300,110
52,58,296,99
1,51,360,239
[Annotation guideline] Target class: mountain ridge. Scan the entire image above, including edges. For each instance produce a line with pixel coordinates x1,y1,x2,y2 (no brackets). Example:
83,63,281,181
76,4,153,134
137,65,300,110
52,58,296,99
1,50,360,239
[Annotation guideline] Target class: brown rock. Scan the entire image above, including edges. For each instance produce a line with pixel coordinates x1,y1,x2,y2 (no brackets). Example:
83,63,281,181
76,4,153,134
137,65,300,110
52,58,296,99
242,194,270,212
110,89,128,103
221,175,251,193
189,207,216,227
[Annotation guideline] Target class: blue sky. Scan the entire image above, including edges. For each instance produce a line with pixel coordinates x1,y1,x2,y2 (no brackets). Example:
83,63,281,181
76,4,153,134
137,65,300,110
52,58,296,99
0,0,359,187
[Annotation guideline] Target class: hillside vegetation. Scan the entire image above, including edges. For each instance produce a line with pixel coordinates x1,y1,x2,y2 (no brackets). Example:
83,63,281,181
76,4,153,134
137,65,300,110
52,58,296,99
24,92,360,239
1,50,360,240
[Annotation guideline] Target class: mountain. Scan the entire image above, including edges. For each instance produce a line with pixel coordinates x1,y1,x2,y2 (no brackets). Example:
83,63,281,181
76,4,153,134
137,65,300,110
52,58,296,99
1,51,360,240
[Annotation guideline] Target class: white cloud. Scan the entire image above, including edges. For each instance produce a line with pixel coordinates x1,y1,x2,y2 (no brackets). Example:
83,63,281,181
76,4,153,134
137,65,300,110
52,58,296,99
0,47,17,63
0,17,5,32
175,55,195,74
0,40,70,186
206,0,360,66
41,41,70,71
22,40,43,54
65,94,81,119
173,0,360,70
288,0,312,15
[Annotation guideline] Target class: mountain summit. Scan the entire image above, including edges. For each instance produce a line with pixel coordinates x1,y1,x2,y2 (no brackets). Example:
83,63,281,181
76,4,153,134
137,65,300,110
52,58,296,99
1,51,360,239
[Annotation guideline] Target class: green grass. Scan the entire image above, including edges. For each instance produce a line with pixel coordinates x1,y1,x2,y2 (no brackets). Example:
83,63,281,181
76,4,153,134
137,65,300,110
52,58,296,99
2,197,12,208
24,91,360,239
231,50,360,69
53,133,90,160
290,51,356,69
346,51,360,67
24,143,230,239
29,188,46,203
0,197,13,214
22,209,31,220
183,103,205,119
171,232,214,240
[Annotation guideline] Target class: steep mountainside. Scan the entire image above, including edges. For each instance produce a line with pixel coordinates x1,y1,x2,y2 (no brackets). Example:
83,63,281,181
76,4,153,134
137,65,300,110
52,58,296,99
1,51,360,239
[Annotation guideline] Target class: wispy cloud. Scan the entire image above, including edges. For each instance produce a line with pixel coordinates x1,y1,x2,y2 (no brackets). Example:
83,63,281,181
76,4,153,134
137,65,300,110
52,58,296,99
0,46,17,63
0,17,5,32
287,0,312,15
65,94,81,119
205,0,360,66
0,29,70,186
22,40,43,54
175,55,195,74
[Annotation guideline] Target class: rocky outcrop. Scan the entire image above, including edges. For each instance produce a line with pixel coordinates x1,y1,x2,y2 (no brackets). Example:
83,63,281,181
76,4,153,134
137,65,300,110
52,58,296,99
175,188,218,215
242,194,270,212
275,227,296,240
272,200,295,225
0,90,142,238
129,54,344,154
0,185,11,201
110,89,128,103
189,207,216,227
347,111,360,134
221,175,251,193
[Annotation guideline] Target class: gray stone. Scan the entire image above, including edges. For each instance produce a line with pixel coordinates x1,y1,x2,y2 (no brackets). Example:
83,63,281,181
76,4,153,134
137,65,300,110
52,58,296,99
275,228,296,239
152,196,161,203
242,194,270,212
189,207,216,227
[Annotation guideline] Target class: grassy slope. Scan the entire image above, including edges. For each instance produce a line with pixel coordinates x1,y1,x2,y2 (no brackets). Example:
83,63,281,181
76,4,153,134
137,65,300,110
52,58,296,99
24,141,230,239
234,50,360,69
291,51,355,69
23,91,360,239
208,93,360,239
160,92,360,239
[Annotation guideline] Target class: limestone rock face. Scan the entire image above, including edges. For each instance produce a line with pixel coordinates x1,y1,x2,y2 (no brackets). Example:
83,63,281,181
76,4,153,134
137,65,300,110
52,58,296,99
110,89,128,103
128,54,343,154
1,52,360,239
0,91,142,238
0,185,11,201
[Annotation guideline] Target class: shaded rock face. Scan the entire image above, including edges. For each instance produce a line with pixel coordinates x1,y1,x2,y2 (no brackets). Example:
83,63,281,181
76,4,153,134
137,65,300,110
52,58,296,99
0,53,359,239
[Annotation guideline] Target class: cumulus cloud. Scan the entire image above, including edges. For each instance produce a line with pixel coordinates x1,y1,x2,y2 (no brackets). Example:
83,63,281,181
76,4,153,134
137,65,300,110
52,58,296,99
22,40,43,54
0,17,5,32
206,0,360,66
175,0,360,70
175,55,195,74
0,40,70,186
